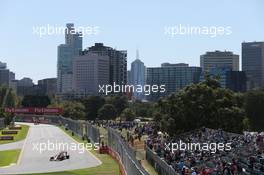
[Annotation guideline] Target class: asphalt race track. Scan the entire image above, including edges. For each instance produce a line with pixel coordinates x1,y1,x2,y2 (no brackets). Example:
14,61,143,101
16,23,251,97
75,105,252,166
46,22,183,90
0,123,101,174
0,140,24,151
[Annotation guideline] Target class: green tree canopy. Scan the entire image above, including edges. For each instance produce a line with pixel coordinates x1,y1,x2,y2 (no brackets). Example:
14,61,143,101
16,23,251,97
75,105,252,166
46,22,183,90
81,96,105,120
98,104,117,120
155,77,246,136
22,95,51,107
120,108,136,121
105,95,128,116
0,86,18,108
0,86,18,125
61,101,86,120
4,89,17,107
244,90,264,131
130,100,154,118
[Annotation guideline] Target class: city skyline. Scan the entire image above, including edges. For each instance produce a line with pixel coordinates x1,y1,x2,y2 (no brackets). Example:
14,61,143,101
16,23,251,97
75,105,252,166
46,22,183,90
1,41,262,84
1,0,263,82
1,1,264,175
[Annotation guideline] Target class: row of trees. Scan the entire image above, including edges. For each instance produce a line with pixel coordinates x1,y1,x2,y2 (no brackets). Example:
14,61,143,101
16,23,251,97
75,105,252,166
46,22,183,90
22,95,51,107
47,95,155,121
244,90,264,132
0,86,18,108
18,78,264,134
2,76,263,135
13,92,153,122
49,95,136,121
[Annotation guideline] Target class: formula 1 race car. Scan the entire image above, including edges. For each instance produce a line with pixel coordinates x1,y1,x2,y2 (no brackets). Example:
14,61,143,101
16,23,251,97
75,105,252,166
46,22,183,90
49,151,70,161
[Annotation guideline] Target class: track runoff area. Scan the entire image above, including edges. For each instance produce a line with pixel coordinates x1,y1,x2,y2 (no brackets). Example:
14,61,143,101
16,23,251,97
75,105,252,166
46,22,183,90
0,108,101,174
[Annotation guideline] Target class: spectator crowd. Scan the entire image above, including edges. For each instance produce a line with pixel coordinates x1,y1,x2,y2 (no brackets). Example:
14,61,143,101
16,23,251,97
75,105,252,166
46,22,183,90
93,120,264,175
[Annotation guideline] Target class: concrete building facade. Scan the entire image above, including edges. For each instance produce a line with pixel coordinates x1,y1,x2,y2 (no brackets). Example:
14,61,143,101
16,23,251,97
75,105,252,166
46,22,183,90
146,63,202,101
200,51,239,72
73,52,109,95
242,41,264,90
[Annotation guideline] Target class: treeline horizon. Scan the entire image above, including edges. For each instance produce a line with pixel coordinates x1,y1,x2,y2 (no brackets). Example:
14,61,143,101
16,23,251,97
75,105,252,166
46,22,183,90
0,77,264,135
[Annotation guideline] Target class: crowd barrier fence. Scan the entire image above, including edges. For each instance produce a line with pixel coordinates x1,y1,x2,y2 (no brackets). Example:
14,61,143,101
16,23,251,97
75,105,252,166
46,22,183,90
145,146,178,175
108,127,149,175
86,122,100,144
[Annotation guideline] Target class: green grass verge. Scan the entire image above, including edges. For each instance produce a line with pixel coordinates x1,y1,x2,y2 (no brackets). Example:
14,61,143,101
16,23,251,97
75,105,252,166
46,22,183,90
28,127,120,175
0,149,21,167
0,124,30,144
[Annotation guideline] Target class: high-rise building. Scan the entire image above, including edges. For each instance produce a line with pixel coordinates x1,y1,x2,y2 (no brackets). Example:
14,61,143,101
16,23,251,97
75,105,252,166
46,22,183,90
38,78,57,96
146,63,202,101
73,52,109,95
87,43,127,85
0,61,14,87
57,23,82,93
0,62,7,69
17,77,34,96
127,70,131,85
0,69,10,86
226,71,247,92
200,67,246,92
9,72,15,81
130,50,145,100
9,71,16,92
242,41,264,90
60,73,73,93
200,51,239,72
16,77,55,97
9,80,18,94
17,77,34,87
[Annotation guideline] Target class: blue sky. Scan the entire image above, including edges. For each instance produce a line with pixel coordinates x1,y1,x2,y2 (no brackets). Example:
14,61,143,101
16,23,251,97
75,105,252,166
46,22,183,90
0,0,263,83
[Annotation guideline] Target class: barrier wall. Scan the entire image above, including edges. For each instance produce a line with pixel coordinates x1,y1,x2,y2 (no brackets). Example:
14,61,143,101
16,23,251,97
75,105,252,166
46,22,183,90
108,128,149,175
86,122,100,144
108,147,127,175
59,117,83,138
145,146,178,175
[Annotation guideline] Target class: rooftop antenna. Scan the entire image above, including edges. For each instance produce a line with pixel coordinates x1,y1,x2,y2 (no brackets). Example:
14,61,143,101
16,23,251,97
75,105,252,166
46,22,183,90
136,49,139,60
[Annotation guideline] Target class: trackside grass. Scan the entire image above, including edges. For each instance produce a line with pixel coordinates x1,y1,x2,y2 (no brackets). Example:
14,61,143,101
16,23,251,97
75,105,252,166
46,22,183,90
0,124,29,145
0,149,21,167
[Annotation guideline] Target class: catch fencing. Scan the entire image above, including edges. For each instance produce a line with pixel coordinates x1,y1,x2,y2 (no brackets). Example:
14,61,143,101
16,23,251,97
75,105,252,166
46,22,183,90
0,118,5,129
145,146,178,175
86,122,100,143
108,127,149,175
59,117,83,138
14,115,61,124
